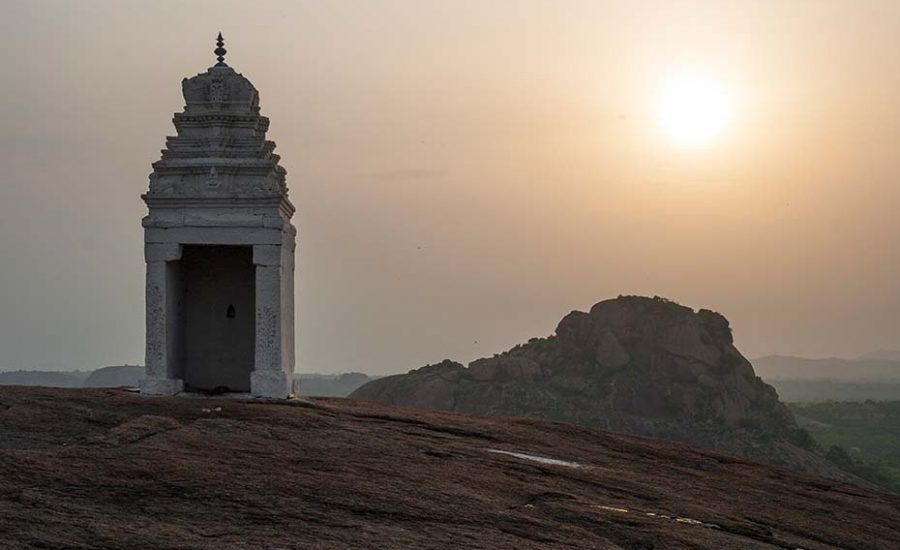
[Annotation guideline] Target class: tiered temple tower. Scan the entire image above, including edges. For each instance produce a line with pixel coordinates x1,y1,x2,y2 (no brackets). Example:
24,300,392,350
140,34,296,398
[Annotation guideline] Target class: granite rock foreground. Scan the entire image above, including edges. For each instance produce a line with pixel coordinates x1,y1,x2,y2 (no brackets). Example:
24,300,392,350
1,387,898,549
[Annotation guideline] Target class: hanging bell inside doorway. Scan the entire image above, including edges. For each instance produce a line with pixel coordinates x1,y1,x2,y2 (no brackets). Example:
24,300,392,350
226,304,236,319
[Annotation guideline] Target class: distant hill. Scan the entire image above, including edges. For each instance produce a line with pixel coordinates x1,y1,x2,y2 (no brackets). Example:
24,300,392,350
858,349,900,362
0,370,89,387
769,379,900,402
82,365,144,388
0,366,143,389
752,355,900,380
0,386,897,549
352,296,850,481
0,367,376,396
294,372,374,397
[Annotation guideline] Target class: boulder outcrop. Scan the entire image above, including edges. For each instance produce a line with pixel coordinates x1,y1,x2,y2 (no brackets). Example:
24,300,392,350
351,296,839,478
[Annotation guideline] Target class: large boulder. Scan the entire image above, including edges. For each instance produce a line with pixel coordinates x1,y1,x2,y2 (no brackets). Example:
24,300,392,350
351,296,838,477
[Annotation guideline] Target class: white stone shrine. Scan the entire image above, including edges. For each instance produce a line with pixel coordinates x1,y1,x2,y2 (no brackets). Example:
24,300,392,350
140,34,296,398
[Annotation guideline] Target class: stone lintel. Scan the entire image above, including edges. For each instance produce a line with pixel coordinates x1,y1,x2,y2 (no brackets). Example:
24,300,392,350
142,194,294,217
253,245,282,267
144,243,183,263
145,226,285,246
183,213,265,227
262,215,285,229
142,213,288,230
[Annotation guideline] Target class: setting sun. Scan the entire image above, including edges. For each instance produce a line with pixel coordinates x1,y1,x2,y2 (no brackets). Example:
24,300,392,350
657,73,733,148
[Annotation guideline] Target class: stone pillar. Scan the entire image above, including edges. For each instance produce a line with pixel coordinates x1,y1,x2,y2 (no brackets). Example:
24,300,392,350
251,244,293,397
139,243,184,395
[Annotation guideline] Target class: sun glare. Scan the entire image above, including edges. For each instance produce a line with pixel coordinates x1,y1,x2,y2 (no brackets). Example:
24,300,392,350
657,73,732,148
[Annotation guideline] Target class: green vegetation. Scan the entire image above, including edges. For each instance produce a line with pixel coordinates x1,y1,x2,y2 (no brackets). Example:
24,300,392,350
789,400,900,493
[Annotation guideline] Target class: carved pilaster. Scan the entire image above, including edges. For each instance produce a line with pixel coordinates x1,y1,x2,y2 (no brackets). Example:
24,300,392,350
251,244,292,397
140,246,184,396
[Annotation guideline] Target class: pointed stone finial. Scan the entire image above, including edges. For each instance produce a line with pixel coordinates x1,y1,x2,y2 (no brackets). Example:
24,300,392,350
214,32,227,67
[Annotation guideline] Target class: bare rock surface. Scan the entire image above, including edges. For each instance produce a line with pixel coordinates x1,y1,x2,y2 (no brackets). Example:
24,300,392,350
351,297,847,479
0,386,899,549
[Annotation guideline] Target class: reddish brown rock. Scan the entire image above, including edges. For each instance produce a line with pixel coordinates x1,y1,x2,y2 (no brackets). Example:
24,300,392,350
469,357,544,381
0,386,898,549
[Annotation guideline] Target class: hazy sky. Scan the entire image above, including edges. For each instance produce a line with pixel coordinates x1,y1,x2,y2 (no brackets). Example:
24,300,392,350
3,0,900,373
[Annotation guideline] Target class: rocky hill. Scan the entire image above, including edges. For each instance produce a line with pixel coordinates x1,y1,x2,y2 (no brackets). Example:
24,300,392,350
351,296,843,479
1,386,898,549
